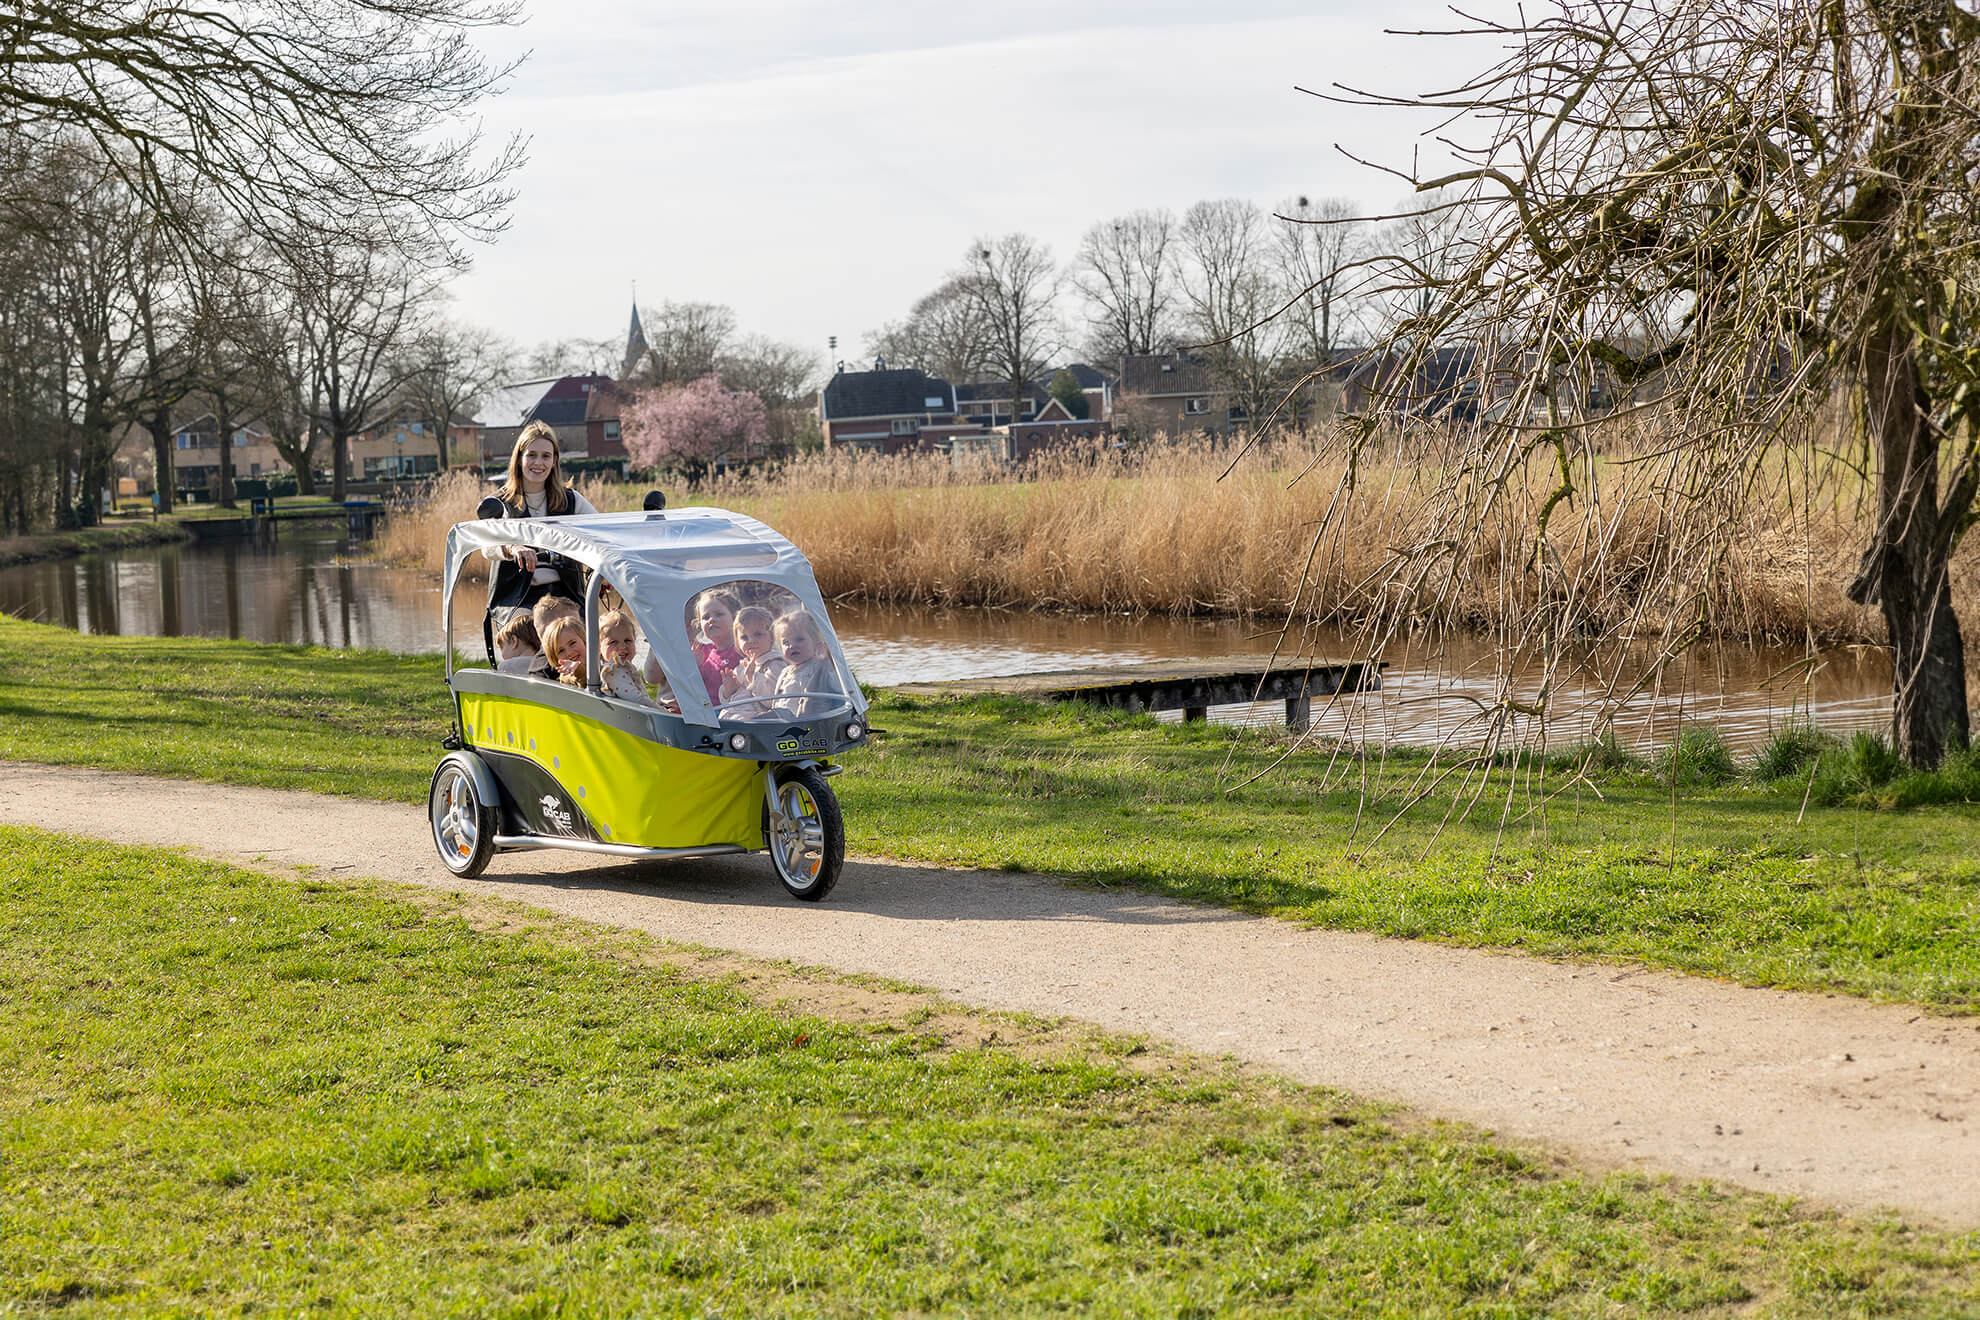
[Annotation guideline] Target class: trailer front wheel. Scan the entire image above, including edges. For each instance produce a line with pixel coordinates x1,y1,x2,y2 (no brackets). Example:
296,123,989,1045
765,766,843,901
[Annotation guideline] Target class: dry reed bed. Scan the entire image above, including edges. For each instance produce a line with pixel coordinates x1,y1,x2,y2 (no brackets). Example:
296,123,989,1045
377,436,1968,649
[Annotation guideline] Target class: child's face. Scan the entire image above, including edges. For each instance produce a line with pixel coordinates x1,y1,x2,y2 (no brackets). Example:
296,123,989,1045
697,600,735,644
777,621,815,665
736,617,774,659
556,634,585,667
602,625,635,663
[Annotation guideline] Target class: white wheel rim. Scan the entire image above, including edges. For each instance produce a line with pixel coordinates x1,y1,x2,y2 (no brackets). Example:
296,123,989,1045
771,781,823,883
432,767,479,866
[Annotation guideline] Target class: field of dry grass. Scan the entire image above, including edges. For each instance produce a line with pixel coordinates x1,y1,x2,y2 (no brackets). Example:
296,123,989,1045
376,428,1959,650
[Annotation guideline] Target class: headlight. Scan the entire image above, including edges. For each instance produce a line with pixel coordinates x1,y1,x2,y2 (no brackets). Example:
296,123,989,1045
844,722,863,741
728,732,749,752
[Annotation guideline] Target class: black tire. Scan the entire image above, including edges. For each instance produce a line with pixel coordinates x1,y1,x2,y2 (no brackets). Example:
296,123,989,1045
764,766,844,901
429,754,498,879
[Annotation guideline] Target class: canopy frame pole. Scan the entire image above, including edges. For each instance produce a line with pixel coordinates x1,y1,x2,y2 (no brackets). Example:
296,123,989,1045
584,568,605,693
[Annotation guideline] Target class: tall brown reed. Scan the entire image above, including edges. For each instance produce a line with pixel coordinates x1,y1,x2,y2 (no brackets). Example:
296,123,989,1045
371,430,1962,649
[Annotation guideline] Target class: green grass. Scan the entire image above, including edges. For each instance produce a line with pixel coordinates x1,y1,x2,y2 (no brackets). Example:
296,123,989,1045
5,827,1976,1317
4,615,1980,1009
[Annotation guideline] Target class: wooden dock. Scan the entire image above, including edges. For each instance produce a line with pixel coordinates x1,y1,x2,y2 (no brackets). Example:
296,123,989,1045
892,658,1385,730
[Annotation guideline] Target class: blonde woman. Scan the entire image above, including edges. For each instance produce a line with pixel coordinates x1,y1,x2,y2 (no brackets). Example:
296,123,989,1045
483,420,598,650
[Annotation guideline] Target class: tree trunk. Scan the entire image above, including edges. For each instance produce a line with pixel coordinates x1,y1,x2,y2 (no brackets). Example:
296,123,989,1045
1861,326,1969,765
148,408,175,513
331,427,348,502
54,438,77,529
215,406,236,509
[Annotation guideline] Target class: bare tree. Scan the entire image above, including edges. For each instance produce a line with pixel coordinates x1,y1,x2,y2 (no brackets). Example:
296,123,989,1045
1071,209,1179,367
717,334,819,409
236,260,326,497
290,240,433,501
401,320,516,471
521,336,617,380
961,234,1062,425
625,301,738,388
1177,199,1285,428
1275,196,1369,366
45,147,151,525
865,277,994,384
0,1,524,264
1326,0,1980,766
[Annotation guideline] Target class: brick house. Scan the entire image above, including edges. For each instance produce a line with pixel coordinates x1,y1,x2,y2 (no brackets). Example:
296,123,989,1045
349,403,481,479
819,367,973,455
1116,352,1237,438
478,375,612,467
954,363,1116,429
950,396,1107,463
169,414,284,495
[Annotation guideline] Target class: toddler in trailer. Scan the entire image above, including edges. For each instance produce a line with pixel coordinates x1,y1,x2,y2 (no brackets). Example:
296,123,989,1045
541,615,588,688
493,614,541,675
718,605,788,714
597,609,674,709
771,609,844,719
526,596,581,678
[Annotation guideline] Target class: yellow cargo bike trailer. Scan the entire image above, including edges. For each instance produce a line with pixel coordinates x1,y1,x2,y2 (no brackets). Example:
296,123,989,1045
429,501,870,900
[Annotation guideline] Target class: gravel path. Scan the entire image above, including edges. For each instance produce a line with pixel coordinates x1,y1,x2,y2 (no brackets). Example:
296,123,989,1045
4,760,1975,1226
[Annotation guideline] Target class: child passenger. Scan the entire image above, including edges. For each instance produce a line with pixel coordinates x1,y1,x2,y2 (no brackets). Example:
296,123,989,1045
597,609,671,709
527,596,581,678
493,614,541,675
540,615,587,688
771,610,843,719
642,589,742,700
692,590,742,702
718,605,788,712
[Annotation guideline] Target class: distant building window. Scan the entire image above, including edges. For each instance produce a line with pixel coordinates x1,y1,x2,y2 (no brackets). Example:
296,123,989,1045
175,435,190,450
1184,397,1209,415
604,421,621,441
891,418,917,435
924,396,944,408
1227,405,1247,422
233,431,247,446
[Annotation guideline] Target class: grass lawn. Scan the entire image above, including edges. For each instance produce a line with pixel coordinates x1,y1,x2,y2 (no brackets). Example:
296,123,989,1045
5,827,1976,1317
2,615,1979,1010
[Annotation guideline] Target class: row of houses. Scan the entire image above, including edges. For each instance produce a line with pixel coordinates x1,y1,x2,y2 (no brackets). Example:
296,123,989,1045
146,302,1595,496
818,353,1287,460
151,374,638,499
815,344,1622,461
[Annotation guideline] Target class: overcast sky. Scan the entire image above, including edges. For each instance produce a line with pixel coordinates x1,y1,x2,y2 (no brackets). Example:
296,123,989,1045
448,0,1503,374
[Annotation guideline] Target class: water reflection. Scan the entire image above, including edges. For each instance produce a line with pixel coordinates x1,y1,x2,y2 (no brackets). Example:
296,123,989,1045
0,530,446,654
0,536,1895,750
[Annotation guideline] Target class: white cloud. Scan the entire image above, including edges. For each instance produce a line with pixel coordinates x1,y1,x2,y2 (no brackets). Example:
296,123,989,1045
448,2,1500,371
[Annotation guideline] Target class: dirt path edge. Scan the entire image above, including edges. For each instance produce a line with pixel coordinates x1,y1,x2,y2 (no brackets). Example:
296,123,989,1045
2,760,1974,1226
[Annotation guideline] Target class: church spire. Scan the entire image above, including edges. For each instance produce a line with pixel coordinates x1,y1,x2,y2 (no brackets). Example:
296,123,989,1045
621,297,649,378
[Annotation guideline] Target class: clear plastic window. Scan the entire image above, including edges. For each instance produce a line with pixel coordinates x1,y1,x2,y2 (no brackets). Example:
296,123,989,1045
686,580,852,721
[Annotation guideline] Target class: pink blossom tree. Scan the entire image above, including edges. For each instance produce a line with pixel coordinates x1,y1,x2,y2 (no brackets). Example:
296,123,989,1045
620,374,769,481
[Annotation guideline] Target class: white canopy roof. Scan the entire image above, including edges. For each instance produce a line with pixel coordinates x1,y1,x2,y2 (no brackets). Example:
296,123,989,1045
445,507,864,728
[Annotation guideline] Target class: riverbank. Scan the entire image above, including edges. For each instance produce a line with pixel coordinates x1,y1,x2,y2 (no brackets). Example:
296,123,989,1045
1,616,1975,1010
0,517,190,569
12,827,1976,1314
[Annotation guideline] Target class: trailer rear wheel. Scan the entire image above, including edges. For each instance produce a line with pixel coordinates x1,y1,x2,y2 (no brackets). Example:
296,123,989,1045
429,754,498,878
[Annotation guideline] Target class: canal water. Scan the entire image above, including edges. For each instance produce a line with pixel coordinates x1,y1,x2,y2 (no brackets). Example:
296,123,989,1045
0,527,1892,751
